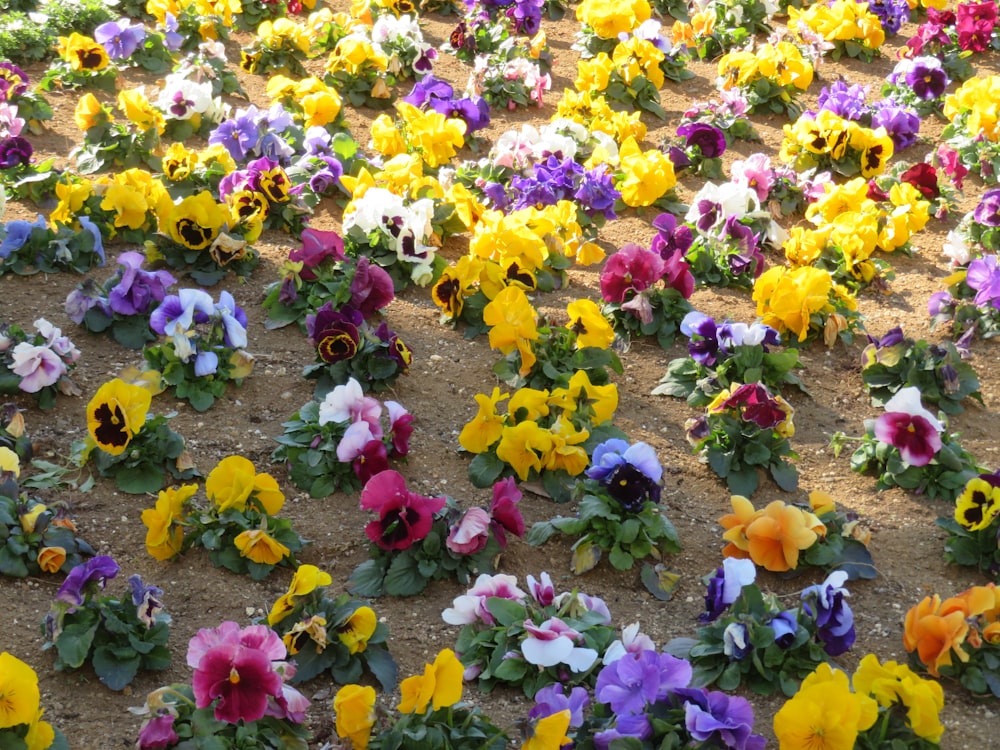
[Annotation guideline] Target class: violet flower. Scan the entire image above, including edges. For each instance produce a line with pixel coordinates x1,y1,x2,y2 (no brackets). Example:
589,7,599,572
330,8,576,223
902,56,949,99
528,684,590,728
700,557,756,622
974,189,1000,228
108,251,176,316
0,135,32,168
594,649,692,715
57,555,120,607
678,688,766,750
872,102,920,150
816,80,869,121
94,19,146,59
678,122,726,159
801,570,856,656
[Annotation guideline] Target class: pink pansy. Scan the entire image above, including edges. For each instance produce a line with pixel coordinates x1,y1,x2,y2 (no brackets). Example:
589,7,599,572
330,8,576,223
446,507,491,555
385,400,414,457
526,572,555,607
730,154,775,203
489,476,524,546
442,573,527,625
873,386,944,467
10,342,65,393
360,469,445,550
336,420,378,463
318,377,383,433
521,617,599,671
187,622,287,724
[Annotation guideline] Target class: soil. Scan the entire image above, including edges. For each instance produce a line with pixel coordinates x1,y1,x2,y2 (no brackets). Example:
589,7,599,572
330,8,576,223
2,5,1000,749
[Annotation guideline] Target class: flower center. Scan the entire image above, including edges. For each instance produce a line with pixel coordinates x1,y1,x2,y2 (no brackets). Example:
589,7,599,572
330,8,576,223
229,668,241,685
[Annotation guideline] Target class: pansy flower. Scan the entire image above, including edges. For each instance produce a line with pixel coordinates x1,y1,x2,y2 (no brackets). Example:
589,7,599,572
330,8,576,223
86,378,152,455
359,470,446,551
872,386,943,467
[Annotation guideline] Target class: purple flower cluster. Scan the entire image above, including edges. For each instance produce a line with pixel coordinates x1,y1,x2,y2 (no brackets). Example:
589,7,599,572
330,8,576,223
94,19,147,59
867,0,911,34
404,74,490,133
815,81,921,151
589,650,764,750
487,155,618,220
209,104,296,164
65,251,176,326
150,289,248,374
680,311,780,367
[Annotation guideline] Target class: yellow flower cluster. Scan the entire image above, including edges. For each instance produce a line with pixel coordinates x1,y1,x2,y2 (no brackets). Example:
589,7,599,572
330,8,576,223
266,76,343,129
483,286,540,375
371,102,467,169
459,373,618,480
147,0,241,38
788,0,886,52
774,656,945,749
431,254,536,324
780,109,894,178
616,136,676,208
717,41,813,95
575,0,651,39
469,201,604,274
554,90,647,146
325,35,389,78
161,142,236,184
943,75,1000,142
575,38,665,93
256,17,312,55
783,176,931,282
904,583,1000,677
0,653,55,750
752,265,857,344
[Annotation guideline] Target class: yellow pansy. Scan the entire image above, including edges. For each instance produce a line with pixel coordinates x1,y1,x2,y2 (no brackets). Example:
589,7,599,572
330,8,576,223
141,484,198,561
398,649,463,713
234,529,290,565
458,388,509,454
338,606,377,654
617,136,676,208
0,651,41,728
334,685,376,750
87,378,152,456
268,563,333,625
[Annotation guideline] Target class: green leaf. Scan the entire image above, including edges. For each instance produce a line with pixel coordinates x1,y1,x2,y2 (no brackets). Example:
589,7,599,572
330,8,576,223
55,619,99,669
92,646,141,691
383,554,427,596
468,452,505,488
347,559,386,598
485,597,526,628
493,657,528,682
525,521,557,546
769,461,799,492
608,545,634,570
115,465,165,495
365,646,398,692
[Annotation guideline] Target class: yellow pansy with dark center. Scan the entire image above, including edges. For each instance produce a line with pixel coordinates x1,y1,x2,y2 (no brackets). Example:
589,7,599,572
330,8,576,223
231,190,268,221
240,50,260,73
393,337,412,366
86,378,152,456
75,48,105,70
257,169,291,204
432,275,462,316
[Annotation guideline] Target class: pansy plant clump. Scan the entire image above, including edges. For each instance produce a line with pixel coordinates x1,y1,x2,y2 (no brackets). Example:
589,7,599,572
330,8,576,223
140,456,306,580
666,560,857,696
143,288,254,411
0,652,68,750
685,382,798,498
861,326,982,416
78,377,196,494
332,649,507,750
42,556,171,691
303,301,411,397
459,372,624,503
65,251,177,350
942,75,1000,185
348,471,525,598
134,621,311,750
485,289,621,391
752,264,862,347
0,318,81,410
716,40,814,119
272,378,413,498
938,468,1000,580
0,453,95,578
262,228,393,332
442,571,620,697
527,439,681,576
525,648,767,750
653,311,805,407
719,491,875,579
0,213,105,277
266,564,397,689
845,386,982,502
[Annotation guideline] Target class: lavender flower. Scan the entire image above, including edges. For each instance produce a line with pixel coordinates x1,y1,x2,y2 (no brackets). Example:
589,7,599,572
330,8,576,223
107,251,176,316
677,688,766,750
816,81,869,121
974,188,1000,228
871,102,920,151
94,19,146,59
594,649,692,715
901,56,949,99
57,556,120,607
